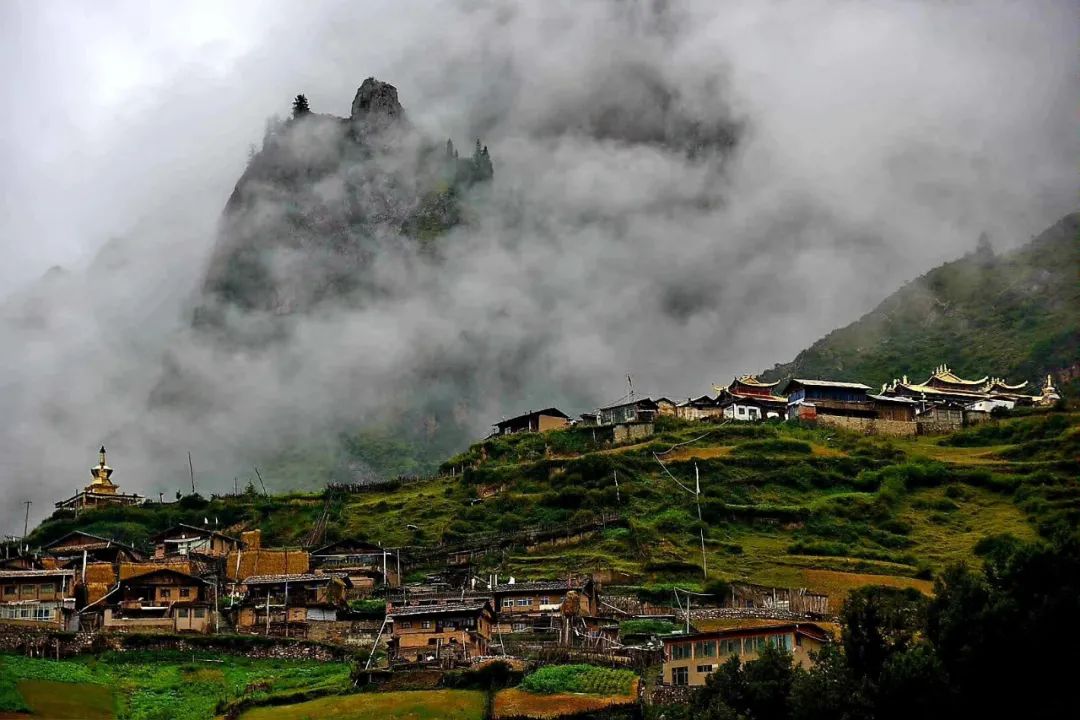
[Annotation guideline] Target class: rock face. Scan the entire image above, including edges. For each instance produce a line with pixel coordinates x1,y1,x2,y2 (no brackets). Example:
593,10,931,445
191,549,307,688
350,77,406,135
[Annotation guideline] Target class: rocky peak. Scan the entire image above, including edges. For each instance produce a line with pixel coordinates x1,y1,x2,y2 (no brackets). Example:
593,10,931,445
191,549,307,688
350,77,405,134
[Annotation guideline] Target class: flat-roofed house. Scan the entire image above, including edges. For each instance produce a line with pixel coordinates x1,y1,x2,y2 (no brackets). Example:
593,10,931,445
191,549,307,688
489,578,598,633
90,568,212,633
236,573,351,635
388,600,495,664
310,539,399,591
0,569,77,630
151,524,244,559
598,398,666,425
662,622,831,686
493,408,571,435
43,531,145,566
782,379,874,421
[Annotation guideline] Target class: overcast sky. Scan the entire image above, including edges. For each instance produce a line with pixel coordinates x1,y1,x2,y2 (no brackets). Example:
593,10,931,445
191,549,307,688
1,0,1078,532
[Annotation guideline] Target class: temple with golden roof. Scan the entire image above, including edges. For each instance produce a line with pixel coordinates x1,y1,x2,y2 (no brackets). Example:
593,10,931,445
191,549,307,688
55,446,146,513
882,364,1058,408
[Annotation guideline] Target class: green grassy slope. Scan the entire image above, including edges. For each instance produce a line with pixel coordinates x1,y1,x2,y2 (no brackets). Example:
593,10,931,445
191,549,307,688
0,652,351,720
761,213,1080,392
28,413,1080,602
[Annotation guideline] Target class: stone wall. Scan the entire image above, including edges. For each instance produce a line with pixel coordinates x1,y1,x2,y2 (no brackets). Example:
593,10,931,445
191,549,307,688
816,414,917,437
306,619,380,645
0,624,352,661
0,625,99,657
613,422,654,443
649,684,694,706
917,419,963,435
684,607,830,623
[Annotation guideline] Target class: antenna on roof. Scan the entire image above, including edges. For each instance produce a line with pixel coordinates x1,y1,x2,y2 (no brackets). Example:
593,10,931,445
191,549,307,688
627,374,634,402
187,452,197,495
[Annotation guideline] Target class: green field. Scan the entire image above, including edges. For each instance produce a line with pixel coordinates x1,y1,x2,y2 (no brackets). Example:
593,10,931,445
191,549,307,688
238,689,487,720
0,652,351,720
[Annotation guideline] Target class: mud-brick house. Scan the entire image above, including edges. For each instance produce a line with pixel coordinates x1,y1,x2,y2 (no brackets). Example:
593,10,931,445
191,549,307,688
87,568,212,633
493,408,571,436
662,622,831,686
236,573,351,635
0,569,77,630
310,539,399,592
151,524,244,559
489,579,598,633
43,531,144,567
388,601,495,664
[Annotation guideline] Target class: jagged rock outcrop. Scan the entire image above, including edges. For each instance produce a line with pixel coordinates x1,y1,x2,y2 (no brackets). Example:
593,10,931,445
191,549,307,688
194,77,492,330
350,77,406,136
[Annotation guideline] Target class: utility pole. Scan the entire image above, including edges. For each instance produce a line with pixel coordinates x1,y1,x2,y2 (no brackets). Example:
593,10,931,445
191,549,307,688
22,501,31,541
187,452,196,495
695,463,707,578
627,374,634,402
253,466,269,497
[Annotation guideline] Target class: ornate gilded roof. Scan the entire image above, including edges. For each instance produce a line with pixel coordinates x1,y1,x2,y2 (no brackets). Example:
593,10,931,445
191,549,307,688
921,364,988,387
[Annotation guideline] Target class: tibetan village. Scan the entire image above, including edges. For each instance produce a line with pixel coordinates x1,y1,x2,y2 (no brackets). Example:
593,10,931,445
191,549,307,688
0,363,1067,717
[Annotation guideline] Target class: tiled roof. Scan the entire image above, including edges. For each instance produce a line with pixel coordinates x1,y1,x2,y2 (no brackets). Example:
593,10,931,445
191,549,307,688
389,603,488,618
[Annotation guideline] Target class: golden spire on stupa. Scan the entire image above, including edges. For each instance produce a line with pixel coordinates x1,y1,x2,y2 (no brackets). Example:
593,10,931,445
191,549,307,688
86,445,118,495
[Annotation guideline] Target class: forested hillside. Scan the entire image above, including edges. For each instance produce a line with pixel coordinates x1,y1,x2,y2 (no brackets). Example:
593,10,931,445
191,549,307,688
763,213,1080,392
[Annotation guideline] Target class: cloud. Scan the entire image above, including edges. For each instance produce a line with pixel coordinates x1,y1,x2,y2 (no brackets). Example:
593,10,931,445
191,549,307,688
1,0,1077,532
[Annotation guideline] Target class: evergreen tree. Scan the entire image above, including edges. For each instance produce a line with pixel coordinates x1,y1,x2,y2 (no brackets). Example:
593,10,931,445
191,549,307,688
292,93,311,118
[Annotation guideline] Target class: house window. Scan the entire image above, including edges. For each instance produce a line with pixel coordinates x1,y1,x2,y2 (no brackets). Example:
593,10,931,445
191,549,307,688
2,585,14,596
38,583,54,594
502,598,514,608
696,641,716,657
540,596,551,605
721,639,741,656
697,665,714,674
516,598,531,606
20,585,35,596
671,644,692,660
177,607,189,618
194,608,206,618
399,621,412,629
180,588,191,598
672,667,689,686
513,623,527,632
160,589,171,599
421,620,431,629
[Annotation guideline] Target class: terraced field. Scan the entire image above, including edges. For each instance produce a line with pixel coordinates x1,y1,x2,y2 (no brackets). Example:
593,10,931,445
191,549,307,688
28,412,1079,607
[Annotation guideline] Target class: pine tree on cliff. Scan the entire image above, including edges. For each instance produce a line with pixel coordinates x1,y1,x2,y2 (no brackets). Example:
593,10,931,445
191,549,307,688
292,94,311,118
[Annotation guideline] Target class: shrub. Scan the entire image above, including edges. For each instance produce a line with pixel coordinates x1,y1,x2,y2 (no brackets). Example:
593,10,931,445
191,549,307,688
619,619,679,637
520,665,637,695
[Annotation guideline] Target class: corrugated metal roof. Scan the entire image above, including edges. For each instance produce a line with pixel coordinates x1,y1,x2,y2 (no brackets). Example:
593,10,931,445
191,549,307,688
243,572,349,585
790,379,871,390
490,580,580,593
0,569,76,578
388,603,488,618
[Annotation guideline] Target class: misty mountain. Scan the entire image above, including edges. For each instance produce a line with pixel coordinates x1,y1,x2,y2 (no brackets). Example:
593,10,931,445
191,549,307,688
762,213,1080,392
195,78,492,336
